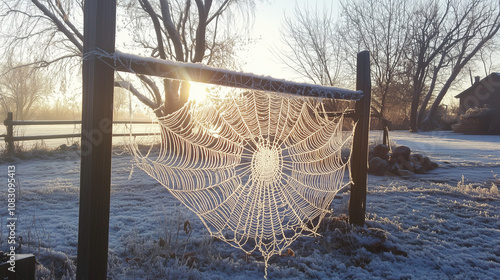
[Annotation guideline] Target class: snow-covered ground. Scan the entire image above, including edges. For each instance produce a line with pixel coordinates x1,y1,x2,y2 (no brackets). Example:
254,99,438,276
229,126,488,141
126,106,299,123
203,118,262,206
1,131,499,279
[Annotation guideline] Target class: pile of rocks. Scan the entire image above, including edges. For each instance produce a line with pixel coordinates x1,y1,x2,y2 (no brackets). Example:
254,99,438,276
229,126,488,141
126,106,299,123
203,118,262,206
368,144,438,177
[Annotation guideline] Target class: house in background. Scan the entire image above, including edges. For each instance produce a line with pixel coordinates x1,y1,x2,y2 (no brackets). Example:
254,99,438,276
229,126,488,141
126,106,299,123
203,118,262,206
453,73,500,134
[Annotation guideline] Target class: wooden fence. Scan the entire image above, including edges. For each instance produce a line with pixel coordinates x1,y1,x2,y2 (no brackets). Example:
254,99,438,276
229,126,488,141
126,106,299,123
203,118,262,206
77,1,370,278
2,112,157,154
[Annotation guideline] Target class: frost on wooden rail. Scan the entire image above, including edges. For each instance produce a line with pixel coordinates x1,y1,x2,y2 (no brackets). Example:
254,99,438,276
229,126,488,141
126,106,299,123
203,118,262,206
88,49,364,101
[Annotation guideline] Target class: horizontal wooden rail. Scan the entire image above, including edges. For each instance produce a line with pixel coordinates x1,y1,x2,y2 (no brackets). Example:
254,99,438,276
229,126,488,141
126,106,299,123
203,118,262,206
11,134,82,141
8,120,82,125
5,120,155,126
9,132,157,142
98,50,364,101
3,112,159,154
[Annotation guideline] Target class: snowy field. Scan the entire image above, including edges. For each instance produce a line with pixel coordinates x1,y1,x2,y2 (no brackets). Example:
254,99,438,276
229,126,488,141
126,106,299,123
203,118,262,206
1,131,499,279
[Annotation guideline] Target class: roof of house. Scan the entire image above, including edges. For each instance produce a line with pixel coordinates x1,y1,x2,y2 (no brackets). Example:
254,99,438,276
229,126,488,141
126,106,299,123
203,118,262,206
455,72,500,98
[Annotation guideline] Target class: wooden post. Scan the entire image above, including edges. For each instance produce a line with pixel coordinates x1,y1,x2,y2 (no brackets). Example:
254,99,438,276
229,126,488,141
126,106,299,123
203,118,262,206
0,254,36,279
349,51,371,226
4,112,14,154
76,0,116,279
383,124,390,151
383,127,388,145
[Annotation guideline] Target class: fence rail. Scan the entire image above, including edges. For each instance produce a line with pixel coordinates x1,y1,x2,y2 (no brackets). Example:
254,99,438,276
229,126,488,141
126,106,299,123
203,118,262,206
2,112,158,153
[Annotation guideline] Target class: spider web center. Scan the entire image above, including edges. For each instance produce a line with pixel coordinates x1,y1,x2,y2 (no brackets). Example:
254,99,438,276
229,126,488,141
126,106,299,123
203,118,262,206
251,144,282,183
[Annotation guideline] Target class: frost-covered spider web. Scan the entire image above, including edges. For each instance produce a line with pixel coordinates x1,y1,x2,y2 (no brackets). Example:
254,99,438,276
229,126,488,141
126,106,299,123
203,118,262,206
130,89,353,275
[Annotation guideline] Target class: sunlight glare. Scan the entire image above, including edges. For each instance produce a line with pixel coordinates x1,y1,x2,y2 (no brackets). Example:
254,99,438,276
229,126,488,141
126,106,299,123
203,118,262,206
189,82,209,102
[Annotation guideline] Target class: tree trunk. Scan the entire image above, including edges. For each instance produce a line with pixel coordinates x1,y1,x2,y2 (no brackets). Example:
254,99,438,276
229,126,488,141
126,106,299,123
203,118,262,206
164,79,181,115
416,76,438,127
409,86,420,132
420,71,457,130
416,90,432,128
163,79,191,116
416,52,446,127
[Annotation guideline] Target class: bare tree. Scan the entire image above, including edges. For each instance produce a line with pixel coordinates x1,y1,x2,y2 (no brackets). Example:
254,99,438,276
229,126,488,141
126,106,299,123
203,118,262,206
406,0,455,131
339,0,412,121
277,4,354,113
419,0,500,130
0,63,52,120
278,4,346,87
36,91,82,119
1,0,257,118
278,0,500,131
278,0,413,121
405,0,500,131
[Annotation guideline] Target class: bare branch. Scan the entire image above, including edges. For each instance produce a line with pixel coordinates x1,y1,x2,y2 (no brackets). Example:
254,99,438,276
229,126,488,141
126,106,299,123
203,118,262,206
180,0,191,60
54,0,84,41
159,0,184,61
30,0,83,52
192,0,210,63
139,0,167,59
138,74,162,106
114,80,161,115
207,0,230,24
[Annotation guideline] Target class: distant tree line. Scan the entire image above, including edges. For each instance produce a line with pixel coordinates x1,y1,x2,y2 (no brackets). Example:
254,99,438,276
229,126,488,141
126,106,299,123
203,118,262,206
0,60,145,120
0,61,51,120
279,0,500,131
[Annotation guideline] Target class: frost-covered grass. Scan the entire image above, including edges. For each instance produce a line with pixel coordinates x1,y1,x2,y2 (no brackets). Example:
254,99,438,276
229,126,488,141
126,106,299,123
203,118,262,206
0,131,499,279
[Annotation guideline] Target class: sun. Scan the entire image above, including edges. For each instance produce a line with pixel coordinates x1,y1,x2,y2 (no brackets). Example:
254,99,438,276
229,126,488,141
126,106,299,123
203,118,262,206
188,82,236,103
188,82,209,102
